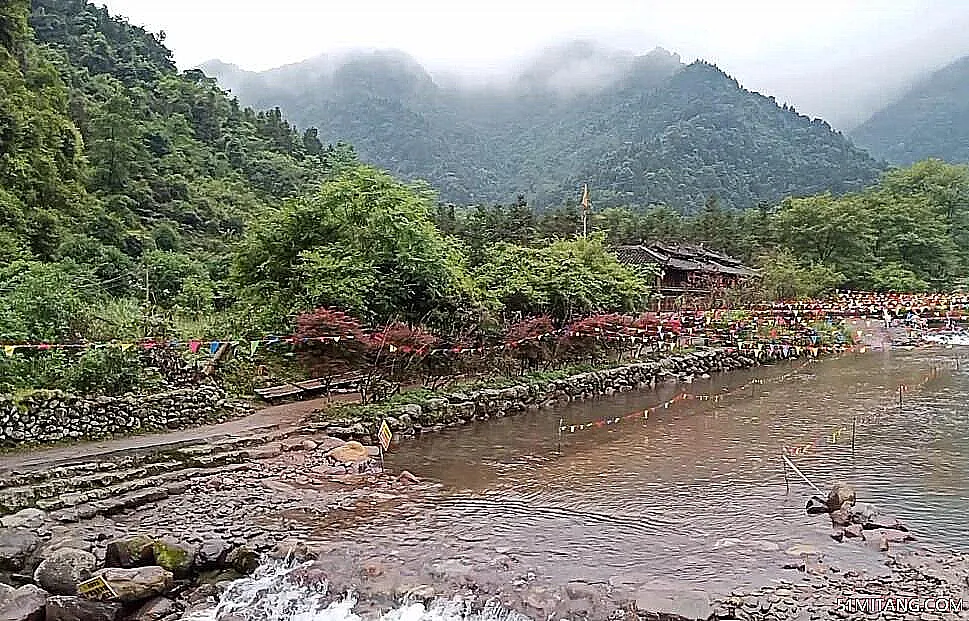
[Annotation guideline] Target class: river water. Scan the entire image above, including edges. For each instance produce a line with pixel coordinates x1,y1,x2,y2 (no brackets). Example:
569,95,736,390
318,348,968,590
194,347,969,619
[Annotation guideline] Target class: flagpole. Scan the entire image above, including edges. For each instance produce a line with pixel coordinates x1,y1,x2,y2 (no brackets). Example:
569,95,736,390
581,183,590,238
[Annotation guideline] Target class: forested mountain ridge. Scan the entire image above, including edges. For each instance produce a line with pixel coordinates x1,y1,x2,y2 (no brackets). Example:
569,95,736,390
6,0,332,296
851,55,969,165
0,0,338,345
203,45,884,211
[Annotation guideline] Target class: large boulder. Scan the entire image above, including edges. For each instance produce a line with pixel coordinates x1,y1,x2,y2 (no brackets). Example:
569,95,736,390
92,566,173,603
326,441,369,464
0,584,48,621
826,483,856,513
44,595,122,621
150,536,196,578
104,535,154,568
0,529,40,572
33,547,97,595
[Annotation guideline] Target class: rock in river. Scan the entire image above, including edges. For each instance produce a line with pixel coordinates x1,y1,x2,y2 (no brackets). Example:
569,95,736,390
0,584,48,621
151,536,196,578
104,535,154,568
827,482,856,512
326,440,369,464
0,529,40,572
805,496,828,515
92,566,173,602
634,588,712,621
32,547,97,595
44,595,122,621
128,596,176,621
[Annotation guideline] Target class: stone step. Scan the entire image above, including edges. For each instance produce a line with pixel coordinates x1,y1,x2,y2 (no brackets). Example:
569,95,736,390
0,461,182,514
47,463,252,523
0,433,290,515
0,426,297,491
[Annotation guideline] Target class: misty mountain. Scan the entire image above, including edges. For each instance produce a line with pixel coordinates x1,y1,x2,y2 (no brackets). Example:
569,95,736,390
202,44,883,210
851,55,969,166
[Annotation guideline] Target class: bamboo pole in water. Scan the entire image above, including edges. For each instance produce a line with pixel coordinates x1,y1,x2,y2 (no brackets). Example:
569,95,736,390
782,451,790,494
782,454,823,496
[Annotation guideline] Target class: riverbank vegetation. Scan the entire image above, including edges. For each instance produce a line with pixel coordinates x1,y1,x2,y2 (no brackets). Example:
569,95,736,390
0,0,966,397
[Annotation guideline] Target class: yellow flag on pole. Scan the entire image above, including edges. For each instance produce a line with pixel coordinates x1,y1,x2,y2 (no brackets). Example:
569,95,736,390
581,184,590,212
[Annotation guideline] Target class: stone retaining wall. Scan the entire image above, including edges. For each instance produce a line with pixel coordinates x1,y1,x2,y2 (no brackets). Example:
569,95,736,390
0,386,246,447
324,347,799,439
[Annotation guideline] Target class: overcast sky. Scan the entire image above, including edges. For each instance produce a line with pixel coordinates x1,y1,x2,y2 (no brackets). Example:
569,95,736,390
97,0,969,128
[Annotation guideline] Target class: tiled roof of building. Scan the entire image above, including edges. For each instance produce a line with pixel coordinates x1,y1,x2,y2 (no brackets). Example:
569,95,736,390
614,242,759,277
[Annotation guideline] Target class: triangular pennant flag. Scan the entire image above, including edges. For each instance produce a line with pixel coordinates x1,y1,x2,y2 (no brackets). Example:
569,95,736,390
249,340,260,356
2,345,16,357
119,343,133,352
189,340,201,353
209,341,220,354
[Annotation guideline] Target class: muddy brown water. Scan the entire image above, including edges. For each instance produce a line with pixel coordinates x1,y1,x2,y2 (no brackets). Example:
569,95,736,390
306,348,969,596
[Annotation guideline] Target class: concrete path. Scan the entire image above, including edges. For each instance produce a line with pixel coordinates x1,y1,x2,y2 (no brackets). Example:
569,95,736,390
0,395,337,474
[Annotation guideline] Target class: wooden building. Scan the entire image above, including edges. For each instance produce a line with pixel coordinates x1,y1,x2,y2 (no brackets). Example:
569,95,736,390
614,242,759,310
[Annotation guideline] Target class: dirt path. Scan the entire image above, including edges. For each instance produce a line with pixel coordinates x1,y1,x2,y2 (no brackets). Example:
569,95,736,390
0,394,344,474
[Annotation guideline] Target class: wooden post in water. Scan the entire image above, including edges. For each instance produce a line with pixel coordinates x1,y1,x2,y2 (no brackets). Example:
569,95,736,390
851,416,856,456
557,418,564,453
898,385,903,414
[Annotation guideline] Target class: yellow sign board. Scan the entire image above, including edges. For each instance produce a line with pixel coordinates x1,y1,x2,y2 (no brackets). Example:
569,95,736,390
77,575,118,601
378,419,392,451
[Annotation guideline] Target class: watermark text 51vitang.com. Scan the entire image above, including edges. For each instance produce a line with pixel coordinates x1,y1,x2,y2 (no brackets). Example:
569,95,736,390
837,596,966,614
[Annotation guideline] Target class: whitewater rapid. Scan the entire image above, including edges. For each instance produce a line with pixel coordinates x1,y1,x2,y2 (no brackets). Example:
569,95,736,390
184,560,531,621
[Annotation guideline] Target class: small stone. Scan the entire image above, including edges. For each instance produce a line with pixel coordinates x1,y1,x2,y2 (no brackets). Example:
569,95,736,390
194,539,228,570
225,546,259,575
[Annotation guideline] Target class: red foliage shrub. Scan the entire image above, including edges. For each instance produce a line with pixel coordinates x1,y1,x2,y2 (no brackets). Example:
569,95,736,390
293,308,373,377
503,316,556,371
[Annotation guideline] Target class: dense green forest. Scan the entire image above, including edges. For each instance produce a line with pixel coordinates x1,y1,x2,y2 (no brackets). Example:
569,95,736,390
204,45,884,210
2,0,968,397
852,55,969,165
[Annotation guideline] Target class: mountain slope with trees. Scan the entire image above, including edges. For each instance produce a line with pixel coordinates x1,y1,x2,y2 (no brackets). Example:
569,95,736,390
851,55,969,165
203,45,883,211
